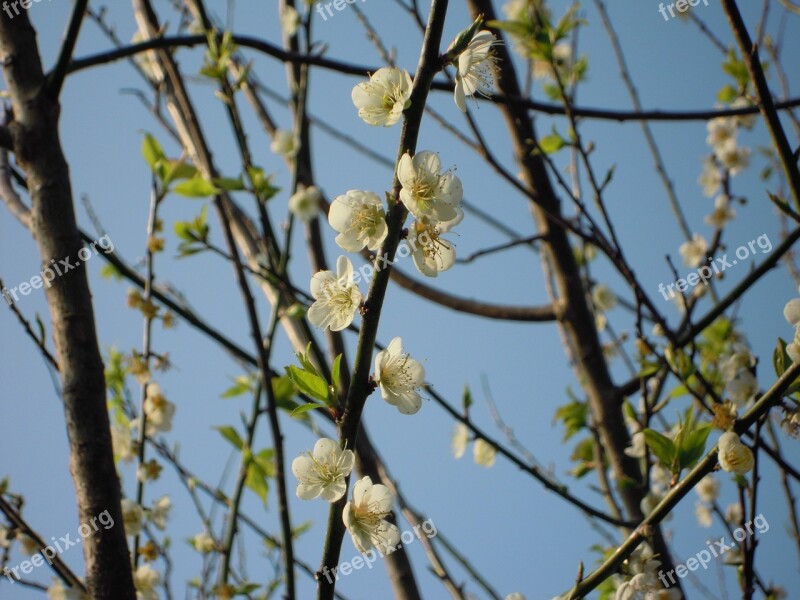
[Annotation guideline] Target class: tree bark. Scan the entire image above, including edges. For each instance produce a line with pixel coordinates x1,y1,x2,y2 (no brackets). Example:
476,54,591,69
0,13,136,600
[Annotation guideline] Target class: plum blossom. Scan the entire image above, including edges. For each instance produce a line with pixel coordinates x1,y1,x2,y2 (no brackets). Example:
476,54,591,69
717,432,754,475
308,256,362,331
374,337,425,414
328,190,388,252
288,185,322,222
343,476,400,553
397,151,462,222
351,67,413,127
291,437,355,502
453,30,499,111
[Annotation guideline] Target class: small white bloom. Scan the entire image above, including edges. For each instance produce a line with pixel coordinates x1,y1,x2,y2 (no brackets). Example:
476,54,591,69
111,422,137,463
121,499,144,536
192,531,216,554
271,129,299,158
291,437,355,502
47,579,89,600
397,151,462,222
407,218,457,277
374,337,425,414
133,564,162,600
695,501,713,528
308,256,363,331
714,138,751,175
454,30,499,112
695,474,720,503
149,495,171,530
281,5,300,37
473,438,496,467
731,96,757,129
624,431,646,458
506,595,527,600
592,284,617,312
0,526,10,549
784,298,800,326
288,185,321,222
328,190,388,252
650,464,672,495
725,502,743,524
726,370,758,407
698,156,723,197
19,533,38,555
706,117,736,149
451,423,469,459
343,476,400,553
717,432,754,474
640,492,670,520
679,233,708,268
720,350,755,382
705,194,736,228
351,67,413,127
143,383,175,434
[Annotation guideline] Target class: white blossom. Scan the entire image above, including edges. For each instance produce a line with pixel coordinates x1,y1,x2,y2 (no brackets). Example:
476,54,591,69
291,437,355,502
407,218,458,277
143,383,175,434
328,190,388,252
679,234,708,268
351,67,413,127
133,564,161,600
308,256,362,331
281,5,300,36
149,495,171,530
453,30,499,112
714,138,751,175
717,432,754,474
271,129,299,158
397,151,462,222
288,185,321,222
695,501,713,528
121,499,143,537
704,194,736,228
374,337,425,414
47,579,89,600
698,156,722,197
473,438,496,467
451,423,469,459
192,531,216,554
343,476,400,553
695,474,720,503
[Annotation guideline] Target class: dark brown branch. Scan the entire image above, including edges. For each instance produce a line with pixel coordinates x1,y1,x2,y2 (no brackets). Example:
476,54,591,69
0,11,135,599
64,34,800,124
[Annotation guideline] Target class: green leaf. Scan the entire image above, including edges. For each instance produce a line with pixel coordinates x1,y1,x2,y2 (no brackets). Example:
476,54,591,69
286,365,329,403
142,133,166,170
643,429,677,468
214,425,244,451
162,161,197,186
253,448,276,477
677,424,711,470
462,385,473,411
100,263,123,280
774,337,790,378
290,402,325,418
555,397,588,441
221,375,254,399
272,375,295,404
212,176,246,191
331,353,342,396
539,133,565,155
245,461,269,504
717,84,737,104
173,177,220,198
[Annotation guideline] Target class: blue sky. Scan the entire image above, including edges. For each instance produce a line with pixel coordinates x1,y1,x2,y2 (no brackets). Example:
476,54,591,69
1,1,799,598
